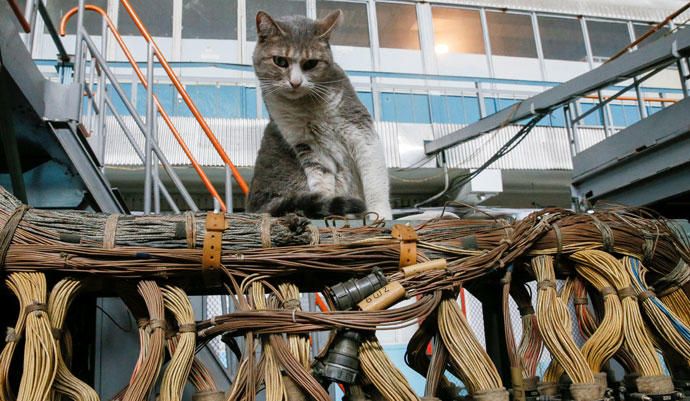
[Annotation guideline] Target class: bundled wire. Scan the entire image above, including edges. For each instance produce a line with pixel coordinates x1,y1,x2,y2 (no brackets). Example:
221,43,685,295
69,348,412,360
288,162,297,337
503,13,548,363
47,279,99,401
160,286,195,401
251,282,285,401
1,273,30,401
655,260,690,328
540,276,576,385
359,337,419,401
625,257,690,363
277,283,310,369
437,296,504,396
12,272,59,401
512,283,543,379
571,251,664,378
571,254,624,373
123,281,166,401
532,256,594,385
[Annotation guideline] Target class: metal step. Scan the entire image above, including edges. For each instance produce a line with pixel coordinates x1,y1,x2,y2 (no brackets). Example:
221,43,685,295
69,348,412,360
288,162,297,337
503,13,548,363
0,10,126,212
572,96,690,206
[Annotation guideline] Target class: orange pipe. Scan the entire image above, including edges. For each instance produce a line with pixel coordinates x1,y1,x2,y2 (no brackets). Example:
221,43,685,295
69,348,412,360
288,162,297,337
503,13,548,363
583,94,677,103
118,0,249,195
6,0,31,32
60,5,228,211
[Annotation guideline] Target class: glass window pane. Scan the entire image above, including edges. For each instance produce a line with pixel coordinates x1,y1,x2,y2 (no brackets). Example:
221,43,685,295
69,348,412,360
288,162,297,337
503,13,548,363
45,0,107,34
119,0,173,36
316,1,370,47
182,0,238,39
431,7,484,55
634,24,671,48
587,20,630,60
376,3,420,50
486,12,537,58
246,0,307,41
538,16,586,61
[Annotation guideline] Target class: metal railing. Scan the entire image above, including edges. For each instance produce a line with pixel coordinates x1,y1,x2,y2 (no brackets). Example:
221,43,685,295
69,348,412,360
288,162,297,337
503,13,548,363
60,0,250,213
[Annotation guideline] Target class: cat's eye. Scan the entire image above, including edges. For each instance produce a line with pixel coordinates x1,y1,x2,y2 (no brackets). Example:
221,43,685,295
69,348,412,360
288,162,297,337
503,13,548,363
272,56,289,68
301,59,319,71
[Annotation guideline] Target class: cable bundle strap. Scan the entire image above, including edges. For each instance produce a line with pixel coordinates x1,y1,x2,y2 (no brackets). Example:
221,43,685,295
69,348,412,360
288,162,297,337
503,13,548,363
590,215,614,253
202,213,226,269
0,205,29,268
103,214,120,249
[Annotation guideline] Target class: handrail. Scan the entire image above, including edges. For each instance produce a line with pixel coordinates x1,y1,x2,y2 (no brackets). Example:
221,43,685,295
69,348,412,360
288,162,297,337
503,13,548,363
6,0,31,33
60,5,228,211
118,0,249,196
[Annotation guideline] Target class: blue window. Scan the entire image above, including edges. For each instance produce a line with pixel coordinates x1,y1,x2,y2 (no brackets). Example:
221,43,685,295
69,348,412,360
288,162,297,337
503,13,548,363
106,83,132,115
609,104,641,127
381,92,431,123
579,102,604,126
430,95,481,124
243,88,258,119
357,92,374,115
647,105,663,116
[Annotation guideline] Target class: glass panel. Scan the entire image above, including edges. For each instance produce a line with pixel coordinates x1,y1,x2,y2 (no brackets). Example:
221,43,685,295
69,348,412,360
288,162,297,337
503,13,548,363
486,12,537,58
431,7,484,55
634,24,671,48
245,0,307,41
356,92,374,114
316,1,370,47
381,92,429,123
376,3,420,50
538,16,586,61
119,0,173,37
587,20,631,61
182,0,238,39
45,0,107,34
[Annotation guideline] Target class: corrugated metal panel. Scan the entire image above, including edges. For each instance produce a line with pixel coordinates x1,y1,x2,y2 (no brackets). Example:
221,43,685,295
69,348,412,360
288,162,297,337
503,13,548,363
103,116,595,171
430,0,689,23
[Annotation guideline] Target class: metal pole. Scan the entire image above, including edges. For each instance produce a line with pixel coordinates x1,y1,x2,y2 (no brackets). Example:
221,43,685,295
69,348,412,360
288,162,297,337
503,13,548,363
97,19,108,166
634,78,648,119
225,165,233,213
74,0,86,84
82,32,195,211
153,113,161,213
103,95,180,213
144,43,154,214
597,92,611,137
568,102,582,154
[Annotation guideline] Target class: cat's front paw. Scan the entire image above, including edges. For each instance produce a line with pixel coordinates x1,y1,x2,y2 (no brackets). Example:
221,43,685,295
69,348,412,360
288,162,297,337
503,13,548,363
328,196,366,216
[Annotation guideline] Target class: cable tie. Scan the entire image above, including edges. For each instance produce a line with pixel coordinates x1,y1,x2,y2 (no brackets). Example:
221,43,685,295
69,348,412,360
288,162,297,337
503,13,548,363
638,289,656,303
537,280,557,290
590,215,614,253
600,286,616,297
573,297,588,305
25,302,47,314
291,308,297,323
148,319,166,331
617,286,637,300
178,323,196,333
282,299,301,310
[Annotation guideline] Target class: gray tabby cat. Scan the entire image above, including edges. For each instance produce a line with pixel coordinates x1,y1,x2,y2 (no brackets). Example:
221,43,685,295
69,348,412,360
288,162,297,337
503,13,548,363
247,10,392,220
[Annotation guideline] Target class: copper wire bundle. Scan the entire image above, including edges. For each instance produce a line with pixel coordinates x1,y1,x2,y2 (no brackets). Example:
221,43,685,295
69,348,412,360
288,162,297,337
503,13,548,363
251,282,286,401
160,286,196,401
571,251,624,373
437,296,504,395
123,281,166,401
47,279,99,401
1,274,30,401
532,256,594,385
359,337,419,401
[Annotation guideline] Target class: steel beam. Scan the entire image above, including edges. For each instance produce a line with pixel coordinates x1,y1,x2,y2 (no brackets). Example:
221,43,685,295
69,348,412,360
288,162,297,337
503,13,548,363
572,96,690,205
424,27,690,155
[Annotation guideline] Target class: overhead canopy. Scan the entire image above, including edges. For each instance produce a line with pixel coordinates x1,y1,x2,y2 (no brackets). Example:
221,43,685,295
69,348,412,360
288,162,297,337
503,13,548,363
432,0,689,24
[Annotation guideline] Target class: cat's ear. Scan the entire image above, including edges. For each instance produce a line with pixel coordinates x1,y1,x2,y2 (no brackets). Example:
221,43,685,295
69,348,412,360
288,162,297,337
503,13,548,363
256,11,285,40
316,9,343,40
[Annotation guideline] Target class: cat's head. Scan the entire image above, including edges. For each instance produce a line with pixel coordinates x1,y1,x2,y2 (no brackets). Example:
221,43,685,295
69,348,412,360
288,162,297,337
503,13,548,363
253,10,343,100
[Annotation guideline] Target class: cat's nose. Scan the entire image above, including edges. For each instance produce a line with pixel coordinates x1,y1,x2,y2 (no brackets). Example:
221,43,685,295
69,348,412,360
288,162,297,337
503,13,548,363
289,78,302,88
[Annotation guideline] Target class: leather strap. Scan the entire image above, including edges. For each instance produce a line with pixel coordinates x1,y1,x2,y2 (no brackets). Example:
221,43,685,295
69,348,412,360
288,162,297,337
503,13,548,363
391,224,418,267
202,213,226,269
